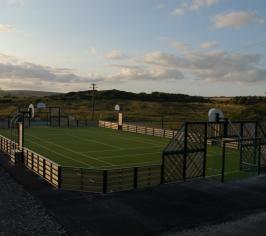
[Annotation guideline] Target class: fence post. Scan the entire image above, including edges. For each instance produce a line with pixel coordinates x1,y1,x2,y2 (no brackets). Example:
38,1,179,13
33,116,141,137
257,139,261,175
134,167,138,189
43,158,46,178
50,163,53,182
183,123,188,181
31,152,34,170
255,121,258,138
80,168,84,191
203,123,208,177
103,170,108,194
76,120,79,128
161,152,165,184
68,118,70,128
240,122,244,138
58,165,62,188
221,142,226,183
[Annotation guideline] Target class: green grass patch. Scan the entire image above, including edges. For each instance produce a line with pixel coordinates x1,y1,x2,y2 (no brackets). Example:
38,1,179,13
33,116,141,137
0,127,259,182
0,127,168,168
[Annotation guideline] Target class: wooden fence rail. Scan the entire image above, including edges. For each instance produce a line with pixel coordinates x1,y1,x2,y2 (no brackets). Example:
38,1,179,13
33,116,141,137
0,134,163,193
0,135,60,188
99,120,177,139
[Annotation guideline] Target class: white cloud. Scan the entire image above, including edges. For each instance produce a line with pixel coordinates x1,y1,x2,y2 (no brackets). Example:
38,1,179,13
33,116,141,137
0,53,103,91
190,0,218,10
172,0,218,16
1,44,266,91
89,47,97,56
213,11,264,29
104,50,127,60
172,8,184,16
200,41,218,49
0,0,25,5
109,64,184,81
170,41,192,53
0,24,15,32
143,50,266,83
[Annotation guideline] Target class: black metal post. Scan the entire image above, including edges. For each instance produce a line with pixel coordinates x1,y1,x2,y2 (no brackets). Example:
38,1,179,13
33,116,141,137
161,152,165,184
224,121,228,137
240,122,244,138
91,83,97,121
49,107,52,127
221,142,226,183
103,170,108,194
58,108,61,128
255,121,258,138
258,139,261,175
134,167,138,189
183,123,188,181
58,165,62,188
203,123,207,177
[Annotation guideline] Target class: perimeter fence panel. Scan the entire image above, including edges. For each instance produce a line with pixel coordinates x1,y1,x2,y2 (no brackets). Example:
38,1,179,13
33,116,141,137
163,122,206,183
137,165,161,188
205,144,223,182
60,117,69,127
68,119,76,128
242,122,257,138
22,148,60,187
186,123,206,179
207,122,225,139
222,139,260,182
107,168,134,193
78,120,87,128
61,167,103,192
0,119,9,129
50,117,59,127
163,153,184,183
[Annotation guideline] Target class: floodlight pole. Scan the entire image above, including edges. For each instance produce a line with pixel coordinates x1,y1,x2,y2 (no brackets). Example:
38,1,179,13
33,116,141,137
91,83,97,121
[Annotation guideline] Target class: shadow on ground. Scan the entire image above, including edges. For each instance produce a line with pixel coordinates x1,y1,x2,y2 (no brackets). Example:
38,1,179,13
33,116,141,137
1,152,266,236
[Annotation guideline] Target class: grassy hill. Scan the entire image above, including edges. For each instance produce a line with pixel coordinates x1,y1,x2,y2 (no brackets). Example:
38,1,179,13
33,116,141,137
0,89,265,129
0,90,59,98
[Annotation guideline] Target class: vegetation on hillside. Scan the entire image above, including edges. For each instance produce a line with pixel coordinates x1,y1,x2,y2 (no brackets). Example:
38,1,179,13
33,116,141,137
0,89,265,128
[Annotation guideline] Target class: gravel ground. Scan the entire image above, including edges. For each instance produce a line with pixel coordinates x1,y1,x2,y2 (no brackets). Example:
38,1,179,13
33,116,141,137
0,167,65,236
165,211,266,236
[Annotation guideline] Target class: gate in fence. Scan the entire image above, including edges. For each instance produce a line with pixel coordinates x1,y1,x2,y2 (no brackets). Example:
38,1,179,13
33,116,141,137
162,121,264,183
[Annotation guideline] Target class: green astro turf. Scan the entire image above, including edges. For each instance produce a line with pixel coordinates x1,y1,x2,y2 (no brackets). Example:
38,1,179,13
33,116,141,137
0,127,169,168
206,145,258,182
0,127,259,181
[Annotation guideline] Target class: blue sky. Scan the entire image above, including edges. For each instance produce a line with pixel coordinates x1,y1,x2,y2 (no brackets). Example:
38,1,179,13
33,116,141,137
0,0,266,96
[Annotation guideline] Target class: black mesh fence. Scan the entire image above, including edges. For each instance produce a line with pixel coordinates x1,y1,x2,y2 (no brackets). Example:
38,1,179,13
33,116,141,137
0,119,9,128
61,165,161,193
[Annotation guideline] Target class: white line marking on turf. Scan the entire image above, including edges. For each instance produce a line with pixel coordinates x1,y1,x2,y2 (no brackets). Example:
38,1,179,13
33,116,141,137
75,128,167,146
101,151,161,159
27,134,114,166
26,139,94,167
64,133,123,150
79,146,163,154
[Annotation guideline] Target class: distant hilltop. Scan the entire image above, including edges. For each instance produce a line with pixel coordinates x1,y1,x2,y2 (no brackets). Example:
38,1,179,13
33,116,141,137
52,89,209,103
0,90,60,98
